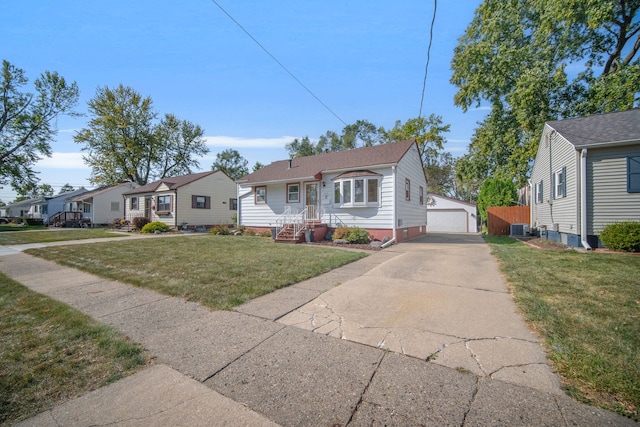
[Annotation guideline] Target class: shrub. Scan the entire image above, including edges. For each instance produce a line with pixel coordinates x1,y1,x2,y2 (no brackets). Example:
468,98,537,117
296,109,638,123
600,221,640,252
132,216,150,231
141,221,171,234
332,226,371,244
210,224,230,235
257,230,272,238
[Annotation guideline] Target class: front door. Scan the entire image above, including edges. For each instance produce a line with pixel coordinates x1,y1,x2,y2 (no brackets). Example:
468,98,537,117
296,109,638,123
305,182,319,220
144,196,152,219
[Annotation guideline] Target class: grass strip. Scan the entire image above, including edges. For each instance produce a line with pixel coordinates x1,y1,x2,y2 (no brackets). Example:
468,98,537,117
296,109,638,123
0,273,149,426
485,235,639,421
0,228,125,245
25,234,368,310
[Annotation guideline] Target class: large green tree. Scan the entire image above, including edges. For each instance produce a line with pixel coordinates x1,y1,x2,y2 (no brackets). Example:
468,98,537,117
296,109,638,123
212,148,248,180
476,178,518,223
75,84,208,186
451,0,640,187
0,60,79,193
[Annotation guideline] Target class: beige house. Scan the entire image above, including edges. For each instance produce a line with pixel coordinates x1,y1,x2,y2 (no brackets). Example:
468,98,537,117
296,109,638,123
123,171,237,230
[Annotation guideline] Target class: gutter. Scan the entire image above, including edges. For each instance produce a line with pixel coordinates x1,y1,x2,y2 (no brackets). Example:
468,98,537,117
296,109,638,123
580,148,592,250
391,165,397,241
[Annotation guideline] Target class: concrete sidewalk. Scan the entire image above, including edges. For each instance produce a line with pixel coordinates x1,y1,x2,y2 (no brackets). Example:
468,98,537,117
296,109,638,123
1,234,634,426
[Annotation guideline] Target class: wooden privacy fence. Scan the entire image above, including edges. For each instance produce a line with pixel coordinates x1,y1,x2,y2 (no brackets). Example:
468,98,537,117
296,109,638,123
487,206,530,236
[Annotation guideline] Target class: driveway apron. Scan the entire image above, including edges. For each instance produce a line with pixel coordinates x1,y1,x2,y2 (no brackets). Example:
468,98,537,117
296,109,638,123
278,232,562,394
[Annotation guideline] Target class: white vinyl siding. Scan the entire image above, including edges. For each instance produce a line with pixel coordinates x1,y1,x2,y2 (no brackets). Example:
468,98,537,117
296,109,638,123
530,126,579,234
587,146,640,235
395,144,428,230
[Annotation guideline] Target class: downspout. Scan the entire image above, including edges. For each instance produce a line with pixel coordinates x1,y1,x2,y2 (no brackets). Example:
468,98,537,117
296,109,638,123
580,148,592,250
391,165,397,241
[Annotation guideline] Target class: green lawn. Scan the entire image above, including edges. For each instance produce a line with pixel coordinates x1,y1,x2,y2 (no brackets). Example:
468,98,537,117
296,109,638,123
486,236,640,421
0,228,125,245
25,234,368,310
0,273,149,426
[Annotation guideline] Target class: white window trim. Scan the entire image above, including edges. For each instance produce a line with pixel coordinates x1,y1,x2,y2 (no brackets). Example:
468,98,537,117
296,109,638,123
286,183,300,203
553,168,565,199
535,180,543,204
333,177,380,208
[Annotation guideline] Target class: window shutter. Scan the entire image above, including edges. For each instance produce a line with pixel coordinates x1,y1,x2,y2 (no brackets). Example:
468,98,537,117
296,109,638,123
205,196,211,209
561,167,566,198
191,195,197,208
552,173,556,199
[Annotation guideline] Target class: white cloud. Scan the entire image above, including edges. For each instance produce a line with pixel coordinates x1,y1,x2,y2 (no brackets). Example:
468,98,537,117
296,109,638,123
36,152,87,169
470,106,491,112
204,135,298,149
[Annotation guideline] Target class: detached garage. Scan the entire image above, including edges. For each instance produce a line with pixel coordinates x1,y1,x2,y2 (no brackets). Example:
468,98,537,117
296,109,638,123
426,194,478,233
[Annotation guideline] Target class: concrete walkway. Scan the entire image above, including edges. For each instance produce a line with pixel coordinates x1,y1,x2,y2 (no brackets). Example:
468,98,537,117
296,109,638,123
0,233,633,426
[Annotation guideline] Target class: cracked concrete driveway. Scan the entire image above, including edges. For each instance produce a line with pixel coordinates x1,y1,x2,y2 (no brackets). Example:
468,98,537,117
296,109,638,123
278,232,562,394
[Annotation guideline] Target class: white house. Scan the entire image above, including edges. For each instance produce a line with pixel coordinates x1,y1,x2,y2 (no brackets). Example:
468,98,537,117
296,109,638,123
122,171,237,229
426,194,477,233
530,109,640,248
236,139,428,242
66,182,139,226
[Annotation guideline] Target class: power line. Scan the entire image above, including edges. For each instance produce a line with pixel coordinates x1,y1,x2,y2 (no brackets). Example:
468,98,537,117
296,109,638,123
419,0,438,119
209,0,347,126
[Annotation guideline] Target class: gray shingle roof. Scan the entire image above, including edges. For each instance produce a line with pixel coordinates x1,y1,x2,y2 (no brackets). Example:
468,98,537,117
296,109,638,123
547,108,640,148
123,171,216,195
238,139,417,185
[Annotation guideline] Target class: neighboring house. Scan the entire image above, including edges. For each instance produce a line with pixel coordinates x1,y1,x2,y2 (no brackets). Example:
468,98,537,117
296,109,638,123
66,182,139,226
31,188,89,224
426,193,477,233
122,171,237,229
4,198,37,218
236,139,428,242
530,109,640,248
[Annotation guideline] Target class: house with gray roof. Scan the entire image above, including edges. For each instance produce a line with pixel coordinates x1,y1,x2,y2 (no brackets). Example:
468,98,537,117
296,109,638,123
530,108,640,248
122,171,237,230
237,139,428,243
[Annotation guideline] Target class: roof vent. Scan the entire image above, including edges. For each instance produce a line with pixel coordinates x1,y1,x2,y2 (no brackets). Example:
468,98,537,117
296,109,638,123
288,159,292,169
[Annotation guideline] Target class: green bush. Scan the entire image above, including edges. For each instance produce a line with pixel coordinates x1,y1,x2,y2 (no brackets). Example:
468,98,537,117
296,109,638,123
332,226,371,244
132,216,150,231
600,221,640,252
140,221,171,234
210,224,230,235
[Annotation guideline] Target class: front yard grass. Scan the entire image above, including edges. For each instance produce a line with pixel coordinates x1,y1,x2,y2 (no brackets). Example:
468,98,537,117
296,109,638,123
0,273,149,426
485,236,639,421
25,235,368,310
0,228,125,245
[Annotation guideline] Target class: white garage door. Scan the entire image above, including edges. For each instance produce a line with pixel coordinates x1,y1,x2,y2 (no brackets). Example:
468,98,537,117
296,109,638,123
427,209,468,232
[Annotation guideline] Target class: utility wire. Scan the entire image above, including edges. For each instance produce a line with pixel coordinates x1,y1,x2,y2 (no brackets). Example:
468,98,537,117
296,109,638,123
210,0,347,126
419,0,437,119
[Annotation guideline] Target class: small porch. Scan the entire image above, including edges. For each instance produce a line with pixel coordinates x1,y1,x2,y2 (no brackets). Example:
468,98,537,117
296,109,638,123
274,206,327,244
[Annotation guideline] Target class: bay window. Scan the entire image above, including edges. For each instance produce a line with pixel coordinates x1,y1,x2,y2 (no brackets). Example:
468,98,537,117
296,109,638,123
333,172,380,207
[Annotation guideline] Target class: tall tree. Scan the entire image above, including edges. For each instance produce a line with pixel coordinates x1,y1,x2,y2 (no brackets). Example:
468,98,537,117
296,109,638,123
285,136,315,158
0,60,79,193
18,182,54,199
153,113,208,179
451,0,640,187
381,115,451,167
212,148,248,180
74,84,208,185
58,183,75,194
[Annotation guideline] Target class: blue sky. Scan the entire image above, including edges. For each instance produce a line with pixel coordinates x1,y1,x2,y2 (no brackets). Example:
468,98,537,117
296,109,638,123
3,0,486,202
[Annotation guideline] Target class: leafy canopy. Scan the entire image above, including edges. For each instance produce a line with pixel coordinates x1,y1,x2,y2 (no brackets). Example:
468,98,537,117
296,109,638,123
477,178,517,222
212,148,248,180
74,84,208,186
0,60,79,193
451,0,640,188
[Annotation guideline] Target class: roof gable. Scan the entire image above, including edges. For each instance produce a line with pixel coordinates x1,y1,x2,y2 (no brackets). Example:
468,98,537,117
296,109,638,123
123,171,216,195
547,109,640,148
239,140,417,185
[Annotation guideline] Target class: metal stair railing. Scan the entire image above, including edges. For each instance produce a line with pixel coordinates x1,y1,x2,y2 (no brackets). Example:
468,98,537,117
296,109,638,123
275,206,307,239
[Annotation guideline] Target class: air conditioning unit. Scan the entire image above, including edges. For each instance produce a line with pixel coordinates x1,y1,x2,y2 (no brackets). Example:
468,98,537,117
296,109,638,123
510,223,530,236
